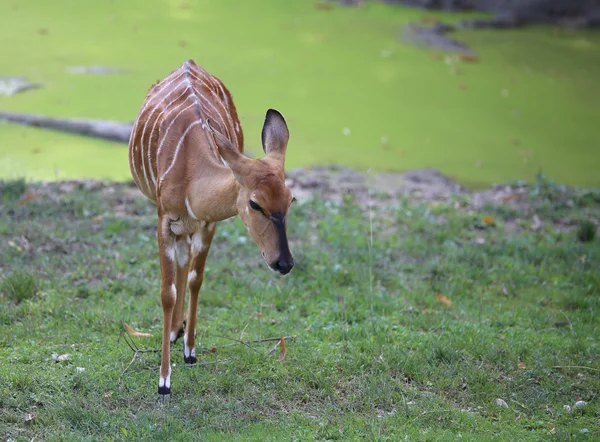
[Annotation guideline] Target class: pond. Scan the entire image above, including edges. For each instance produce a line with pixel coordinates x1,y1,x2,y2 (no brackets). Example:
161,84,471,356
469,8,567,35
1,0,599,188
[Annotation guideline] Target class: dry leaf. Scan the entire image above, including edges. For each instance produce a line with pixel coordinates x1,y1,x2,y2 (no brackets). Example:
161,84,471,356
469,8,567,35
421,15,441,24
104,392,113,398
92,215,104,224
278,336,287,361
517,362,526,370
210,347,217,353
17,192,37,207
483,216,494,225
436,293,452,306
315,3,333,11
8,241,23,252
458,53,478,62
123,322,153,338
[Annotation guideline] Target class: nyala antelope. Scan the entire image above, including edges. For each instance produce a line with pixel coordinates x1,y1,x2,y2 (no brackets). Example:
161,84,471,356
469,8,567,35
128,60,294,397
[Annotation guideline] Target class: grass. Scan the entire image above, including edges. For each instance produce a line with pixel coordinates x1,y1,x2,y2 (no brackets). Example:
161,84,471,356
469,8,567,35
0,0,600,186
0,177,599,440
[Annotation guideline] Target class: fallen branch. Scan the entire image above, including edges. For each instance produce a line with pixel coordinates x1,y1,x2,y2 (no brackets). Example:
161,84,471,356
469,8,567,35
119,326,158,380
551,365,599,372
211,335,296,355
121,348,159,377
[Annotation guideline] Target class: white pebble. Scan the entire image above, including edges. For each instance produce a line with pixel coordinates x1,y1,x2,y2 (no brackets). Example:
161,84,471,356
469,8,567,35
573,400,587,409
494,398,508,408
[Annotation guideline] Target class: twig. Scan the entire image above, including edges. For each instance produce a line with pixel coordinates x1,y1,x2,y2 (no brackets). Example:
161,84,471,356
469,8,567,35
185,358,234,368
212,335,264,354
266,342,281,355
409,409,455,423
211,335,296,354
238,336,296,344
120,349,159,377
551,365,599,372
558,310,576,335
145,358,234,371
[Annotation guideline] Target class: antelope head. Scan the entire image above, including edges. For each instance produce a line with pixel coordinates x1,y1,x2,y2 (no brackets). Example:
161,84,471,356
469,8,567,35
213,109,294,275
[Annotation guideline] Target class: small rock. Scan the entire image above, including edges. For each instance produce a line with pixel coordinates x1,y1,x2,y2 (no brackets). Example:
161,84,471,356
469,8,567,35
580,428,589,434
494,398,508,408
66,66,129,75
52,353,71,362
75,367,86,373
0,76,42,96
573,400,587,409
563,405,572,413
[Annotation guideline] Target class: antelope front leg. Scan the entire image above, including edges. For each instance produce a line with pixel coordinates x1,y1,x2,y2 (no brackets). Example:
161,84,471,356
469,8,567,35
184,222,216,364
157,217,176,397
171,236,190,343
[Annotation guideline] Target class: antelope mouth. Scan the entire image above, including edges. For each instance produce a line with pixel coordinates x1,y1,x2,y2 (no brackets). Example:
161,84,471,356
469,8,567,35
262,252,293,275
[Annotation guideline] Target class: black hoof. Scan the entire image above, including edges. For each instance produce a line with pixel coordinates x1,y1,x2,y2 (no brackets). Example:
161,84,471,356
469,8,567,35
158,385,171,396
184,355,197,365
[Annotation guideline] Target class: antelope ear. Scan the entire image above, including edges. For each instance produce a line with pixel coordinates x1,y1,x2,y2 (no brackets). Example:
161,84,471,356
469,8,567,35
261,109,289,160
211,125,250,181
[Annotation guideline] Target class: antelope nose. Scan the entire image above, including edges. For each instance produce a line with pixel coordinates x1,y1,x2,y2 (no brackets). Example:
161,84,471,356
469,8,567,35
273,258,294,275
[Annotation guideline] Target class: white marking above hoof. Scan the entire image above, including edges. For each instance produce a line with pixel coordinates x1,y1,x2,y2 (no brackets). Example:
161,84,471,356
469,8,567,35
187,270,197,284
183,333,196,358
170,331,177,342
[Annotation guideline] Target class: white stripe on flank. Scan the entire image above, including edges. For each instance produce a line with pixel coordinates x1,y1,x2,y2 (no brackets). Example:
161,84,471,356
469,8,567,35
217,82,229,107
186,72,232,135
140,84,191,190
146,86,191,186
130,66,184,149
156,102,196,160
131,67,184,138
185,197,198,220
130,66,185,192
160,120,203,182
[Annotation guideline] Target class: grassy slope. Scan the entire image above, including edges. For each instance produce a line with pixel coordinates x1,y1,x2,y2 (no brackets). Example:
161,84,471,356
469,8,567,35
0,0,599,187
0,179,598,440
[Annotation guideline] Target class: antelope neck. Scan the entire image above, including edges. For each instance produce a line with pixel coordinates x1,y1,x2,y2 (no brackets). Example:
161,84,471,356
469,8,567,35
187,166,241,222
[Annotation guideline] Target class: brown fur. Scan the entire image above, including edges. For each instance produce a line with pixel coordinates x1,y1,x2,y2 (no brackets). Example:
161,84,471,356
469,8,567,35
128,60,293,395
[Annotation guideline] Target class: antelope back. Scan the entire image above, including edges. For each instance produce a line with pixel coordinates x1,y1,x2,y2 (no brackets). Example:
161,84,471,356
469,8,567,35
128,59,244,202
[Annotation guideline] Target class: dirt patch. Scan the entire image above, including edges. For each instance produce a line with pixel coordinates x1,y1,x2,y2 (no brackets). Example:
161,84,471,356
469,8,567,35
25,166,597,224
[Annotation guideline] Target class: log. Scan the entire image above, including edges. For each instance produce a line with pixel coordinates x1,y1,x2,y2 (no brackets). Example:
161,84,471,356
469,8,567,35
0,111,132,143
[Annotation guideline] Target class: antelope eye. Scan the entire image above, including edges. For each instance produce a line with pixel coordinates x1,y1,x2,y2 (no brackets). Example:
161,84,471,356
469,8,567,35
249,200,262,212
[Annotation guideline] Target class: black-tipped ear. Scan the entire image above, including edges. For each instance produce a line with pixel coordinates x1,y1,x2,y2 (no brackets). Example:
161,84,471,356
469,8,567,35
261,109,289,159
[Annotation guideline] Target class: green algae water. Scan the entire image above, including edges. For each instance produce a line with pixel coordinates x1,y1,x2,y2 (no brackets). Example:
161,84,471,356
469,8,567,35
0,0,599,187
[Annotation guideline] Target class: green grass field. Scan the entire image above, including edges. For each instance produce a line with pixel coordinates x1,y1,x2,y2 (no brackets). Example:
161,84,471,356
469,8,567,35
0,0,599,187
1,178,598,440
